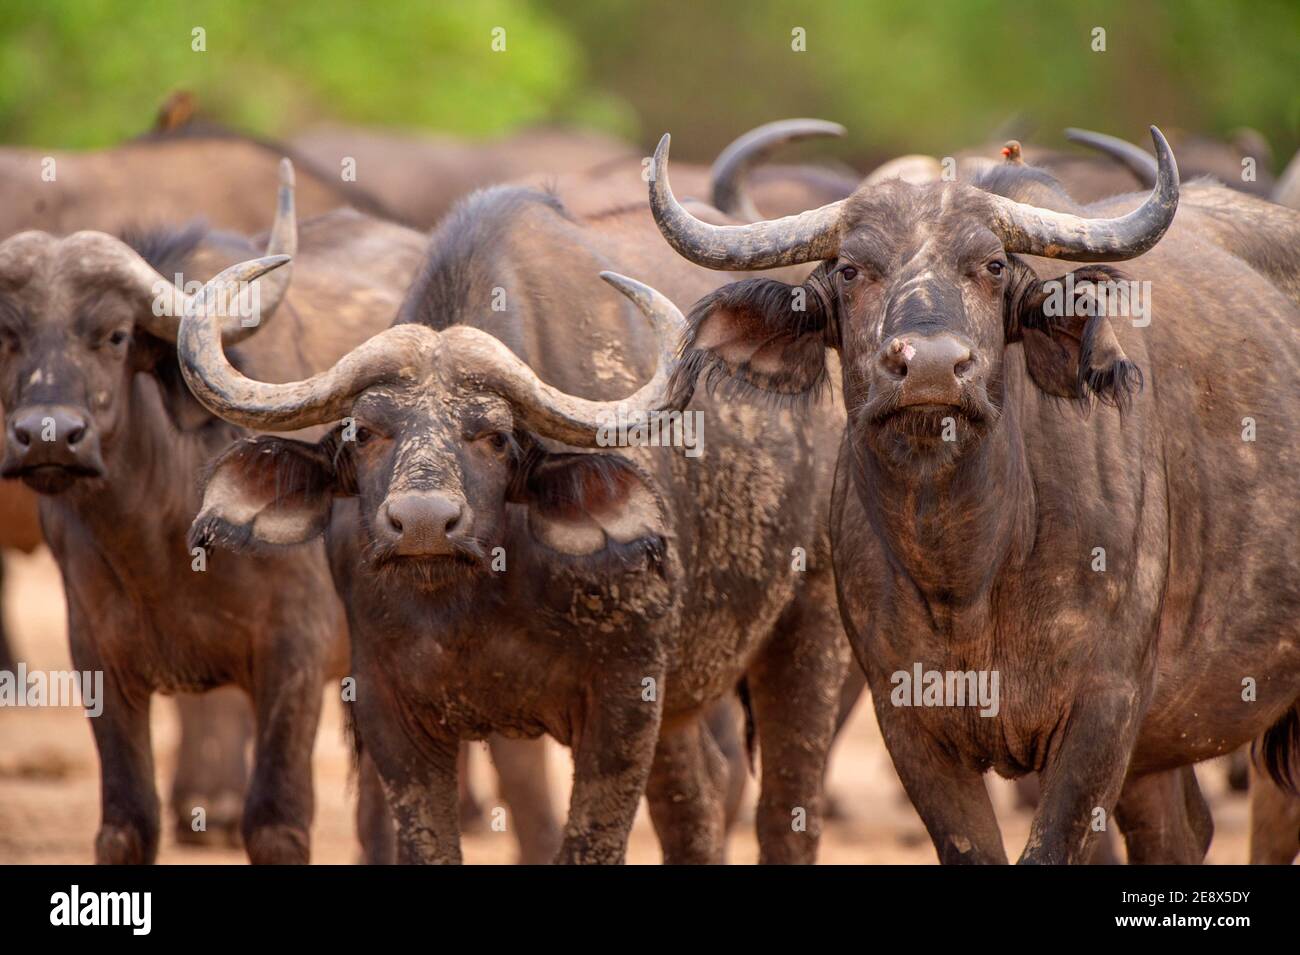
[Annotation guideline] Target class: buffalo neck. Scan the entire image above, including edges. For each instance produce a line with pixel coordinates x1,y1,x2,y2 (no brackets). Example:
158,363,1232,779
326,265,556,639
852,394,1036,620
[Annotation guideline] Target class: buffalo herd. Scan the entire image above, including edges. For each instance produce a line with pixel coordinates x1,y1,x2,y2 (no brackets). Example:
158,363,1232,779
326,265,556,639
0,103,1296,865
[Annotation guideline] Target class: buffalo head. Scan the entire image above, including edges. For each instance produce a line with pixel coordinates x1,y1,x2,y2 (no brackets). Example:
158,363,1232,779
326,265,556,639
180,267,682,591
0,161,296,493
650,128,1178,473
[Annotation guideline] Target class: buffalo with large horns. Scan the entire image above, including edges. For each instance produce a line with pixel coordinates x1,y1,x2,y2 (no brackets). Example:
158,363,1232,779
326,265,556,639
0,164,420,863
176,183,853,864
652,126,1300,864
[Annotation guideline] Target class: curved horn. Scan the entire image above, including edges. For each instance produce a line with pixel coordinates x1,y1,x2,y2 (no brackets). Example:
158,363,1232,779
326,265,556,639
710,118,846,221
1065,127,1158,188
651,133,845,271
136,158,297,343
437,271,687,449
177,255,435,431
989,126,1178,261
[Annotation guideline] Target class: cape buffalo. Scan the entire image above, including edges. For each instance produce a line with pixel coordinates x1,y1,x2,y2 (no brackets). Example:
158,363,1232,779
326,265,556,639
650,127,1299,864
175,184,852,864
0,109,405,840
0,163,423,863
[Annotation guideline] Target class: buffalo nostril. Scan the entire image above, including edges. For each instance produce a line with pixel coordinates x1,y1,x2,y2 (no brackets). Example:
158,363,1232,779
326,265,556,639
65,424,86,446
955,358,975,379
11,425,32,447
387,509,403,534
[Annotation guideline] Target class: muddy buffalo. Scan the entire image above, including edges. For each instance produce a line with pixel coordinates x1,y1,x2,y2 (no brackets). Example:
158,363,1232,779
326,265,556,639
0,164,424,863
651,127,1299,864
0,110,408,838
175,183,853,864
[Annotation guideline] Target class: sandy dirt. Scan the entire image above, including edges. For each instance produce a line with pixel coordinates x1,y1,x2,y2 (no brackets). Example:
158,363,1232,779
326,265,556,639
0,547,1255,864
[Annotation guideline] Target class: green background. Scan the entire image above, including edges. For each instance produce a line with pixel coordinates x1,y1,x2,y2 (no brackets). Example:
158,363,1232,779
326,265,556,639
2,0,1295,164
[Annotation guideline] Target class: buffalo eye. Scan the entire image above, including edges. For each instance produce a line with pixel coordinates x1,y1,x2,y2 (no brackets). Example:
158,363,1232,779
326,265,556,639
838,266,859,283
986,260,1006,278
475,430,510,453
94,328,130,351
88,328,129,351
353,426,374,446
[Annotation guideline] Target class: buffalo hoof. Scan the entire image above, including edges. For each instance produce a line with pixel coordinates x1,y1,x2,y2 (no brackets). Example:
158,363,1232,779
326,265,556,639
95,824,154,865
244,824,310,864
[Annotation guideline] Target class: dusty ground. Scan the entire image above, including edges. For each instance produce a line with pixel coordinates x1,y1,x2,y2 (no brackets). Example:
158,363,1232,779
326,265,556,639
0,547,1254,864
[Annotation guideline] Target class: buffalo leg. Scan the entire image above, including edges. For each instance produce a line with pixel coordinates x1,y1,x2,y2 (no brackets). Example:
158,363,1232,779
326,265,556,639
557,673,664,864
1248,761,1300,864
356,749,396,864
1114,766,1212,864
1020,687,1140,864
487,735,561,864
171,687,252,847
457,743,485,831
821,661,867,822
703,696,749,831
90,696,160,864
87,686,159,862
89,691,161,864
353,682,461,863
1012,773,1118,863
873,694,1008,863
645,717,728,864
241,659,322,864
747,582,848,864
68,615,160,865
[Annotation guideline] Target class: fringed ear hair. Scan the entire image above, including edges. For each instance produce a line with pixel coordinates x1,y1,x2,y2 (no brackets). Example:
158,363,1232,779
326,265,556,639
668,276,834,410
1011,264,1145,412
1078,309,1144,412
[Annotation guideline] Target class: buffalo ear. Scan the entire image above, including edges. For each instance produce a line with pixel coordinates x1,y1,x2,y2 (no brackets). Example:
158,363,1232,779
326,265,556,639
668,274,834,408
511,449,667,563
189,433,347,551
1008,263,1144,411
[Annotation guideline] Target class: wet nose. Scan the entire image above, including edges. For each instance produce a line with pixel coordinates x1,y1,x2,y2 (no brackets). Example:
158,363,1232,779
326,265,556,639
381,492,466,556
880,333,976,406
4,405,97,471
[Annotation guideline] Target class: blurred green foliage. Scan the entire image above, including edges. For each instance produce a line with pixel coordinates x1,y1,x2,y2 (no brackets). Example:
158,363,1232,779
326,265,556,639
0,0,1295,164
0,0,586,145
547,0,1300,163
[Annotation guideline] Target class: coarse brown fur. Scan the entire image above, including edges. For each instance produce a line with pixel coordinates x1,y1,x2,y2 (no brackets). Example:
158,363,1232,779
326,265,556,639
0,208,426,863
669,162,1300,864
191,185,855,864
